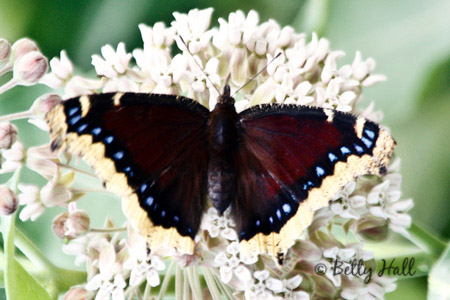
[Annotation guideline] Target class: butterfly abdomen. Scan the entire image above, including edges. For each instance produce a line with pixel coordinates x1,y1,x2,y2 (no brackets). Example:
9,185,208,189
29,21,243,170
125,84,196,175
207,101,238,214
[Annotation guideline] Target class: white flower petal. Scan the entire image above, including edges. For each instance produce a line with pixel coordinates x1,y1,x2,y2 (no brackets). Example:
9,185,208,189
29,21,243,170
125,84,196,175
220,265,233,283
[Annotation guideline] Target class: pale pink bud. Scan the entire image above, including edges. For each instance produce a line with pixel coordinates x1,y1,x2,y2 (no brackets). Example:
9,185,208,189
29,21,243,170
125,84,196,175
0,122,18,149
13,51,48,85
52,212,69,239
0,39,11,64
31,94,62,117
0,186,18,216
63,287,88,300
65,210,90,238
11,38,38,61
52,206,90,239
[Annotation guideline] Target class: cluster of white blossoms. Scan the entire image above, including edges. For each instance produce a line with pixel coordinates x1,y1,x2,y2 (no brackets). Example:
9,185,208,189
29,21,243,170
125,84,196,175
0,8,413,300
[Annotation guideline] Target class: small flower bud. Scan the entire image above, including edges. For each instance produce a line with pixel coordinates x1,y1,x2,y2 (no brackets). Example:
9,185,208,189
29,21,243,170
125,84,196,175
0,122,18,149
63,287,88,300
31,94,62,117
65,210,90,237
356,217,389,241
52,212,69,239
0,186,18,216
11,38,38,61
0,39,11,65
52,208,90,239
13,51,48,85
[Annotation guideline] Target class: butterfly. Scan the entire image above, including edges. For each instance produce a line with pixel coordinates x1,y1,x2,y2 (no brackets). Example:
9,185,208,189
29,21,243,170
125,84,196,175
46,85,395,263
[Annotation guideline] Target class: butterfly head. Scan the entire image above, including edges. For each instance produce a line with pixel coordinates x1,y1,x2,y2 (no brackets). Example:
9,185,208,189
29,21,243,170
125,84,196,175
217,84,234,105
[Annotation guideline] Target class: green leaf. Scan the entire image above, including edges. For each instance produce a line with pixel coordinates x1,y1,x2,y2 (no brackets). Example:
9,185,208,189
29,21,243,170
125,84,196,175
1,215,51,300
428,242,450,299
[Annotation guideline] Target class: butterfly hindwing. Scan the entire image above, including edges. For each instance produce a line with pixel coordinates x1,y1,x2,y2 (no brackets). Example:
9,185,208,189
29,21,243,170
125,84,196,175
234,104,395,259
47,93,210,253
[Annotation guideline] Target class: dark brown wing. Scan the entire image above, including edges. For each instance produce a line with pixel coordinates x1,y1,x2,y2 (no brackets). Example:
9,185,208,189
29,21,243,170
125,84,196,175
47,93,210,254
233,104,395,259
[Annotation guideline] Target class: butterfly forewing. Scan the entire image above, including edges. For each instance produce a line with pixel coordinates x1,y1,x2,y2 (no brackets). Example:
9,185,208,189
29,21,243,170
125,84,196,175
47,93,210,253
234,104,395,259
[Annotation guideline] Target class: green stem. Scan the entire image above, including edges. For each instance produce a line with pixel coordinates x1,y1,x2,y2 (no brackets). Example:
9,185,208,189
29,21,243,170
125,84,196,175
14,227,55,272
89,226,127,233
14,226,86,292
1,210,17,299
407,223,447,258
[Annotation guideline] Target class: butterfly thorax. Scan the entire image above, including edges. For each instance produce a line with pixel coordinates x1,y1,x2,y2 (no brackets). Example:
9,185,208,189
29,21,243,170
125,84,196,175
207,94,238,214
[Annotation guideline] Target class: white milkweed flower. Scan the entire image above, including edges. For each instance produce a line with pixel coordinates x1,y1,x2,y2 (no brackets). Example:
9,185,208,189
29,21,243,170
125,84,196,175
172,8,214,54
91,43,132,78
40,50,74,88
122,225,166,287
281,275,310,300
244,270,283,300
201,207,238,241
214,242,256,285
85,242,127,300
331,181,367,219
1,142,25,173
367,180,413,236
17,183,45,221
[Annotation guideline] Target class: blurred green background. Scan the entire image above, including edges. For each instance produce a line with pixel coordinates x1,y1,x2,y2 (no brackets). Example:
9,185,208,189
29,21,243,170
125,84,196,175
1,0,449,299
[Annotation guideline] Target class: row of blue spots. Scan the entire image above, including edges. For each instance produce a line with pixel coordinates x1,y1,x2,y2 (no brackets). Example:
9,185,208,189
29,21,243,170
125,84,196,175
362,128,376,149
139,181,190,235
64,103,139,188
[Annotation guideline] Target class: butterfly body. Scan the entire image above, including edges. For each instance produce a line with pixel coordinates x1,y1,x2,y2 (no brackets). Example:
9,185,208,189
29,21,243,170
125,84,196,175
46,89,395,261
207,89,238,214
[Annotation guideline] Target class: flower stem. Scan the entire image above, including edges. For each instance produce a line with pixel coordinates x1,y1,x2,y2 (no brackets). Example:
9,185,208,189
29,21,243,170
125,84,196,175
88,226,127,233
186,267,202,300
14,227,87,292
0,110,34,122
202,267,222,300
0,78,18,95
407,222,447,259
157,259,177,300
142,283,151,300
176,265,183,300
56,162,98,178
14,227,55,272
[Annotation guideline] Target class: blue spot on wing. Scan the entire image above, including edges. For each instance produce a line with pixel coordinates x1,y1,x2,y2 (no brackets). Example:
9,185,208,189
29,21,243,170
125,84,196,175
328,152,338,162
104,136,114,144
77,123,88,134
114,151,124,160
354,143,364,154
282,203,291,214
364,129,375,139
361,137,373,148
340,146,351,155
276,209,282,220
316,166,325,177
145,196,154,207
68,107,80,117
92,127,102,136
68,115,81,126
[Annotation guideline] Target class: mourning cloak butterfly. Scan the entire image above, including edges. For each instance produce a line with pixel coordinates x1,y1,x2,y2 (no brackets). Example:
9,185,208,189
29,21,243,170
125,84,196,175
46,86,395,261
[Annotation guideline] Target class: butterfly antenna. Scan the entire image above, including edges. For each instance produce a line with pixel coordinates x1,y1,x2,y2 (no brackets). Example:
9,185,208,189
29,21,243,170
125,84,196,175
232,52,282,97
179,36,221,95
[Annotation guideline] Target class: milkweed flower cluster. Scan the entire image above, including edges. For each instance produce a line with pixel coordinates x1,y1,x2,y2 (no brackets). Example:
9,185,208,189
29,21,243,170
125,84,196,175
0,8,412,300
